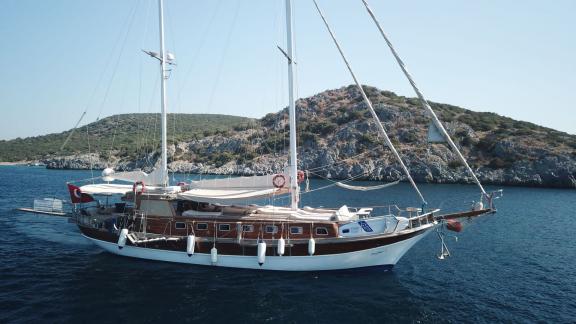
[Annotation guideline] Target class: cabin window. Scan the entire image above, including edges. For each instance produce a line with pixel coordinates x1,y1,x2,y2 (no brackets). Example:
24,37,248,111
290,226,303,235
316,227,329,235
265,225,278,234
342,228,350,234
196,223,208,230
242,225,254,232
175,222,186,230
218,224,231,232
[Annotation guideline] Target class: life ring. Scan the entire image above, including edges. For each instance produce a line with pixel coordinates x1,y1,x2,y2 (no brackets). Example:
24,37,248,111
272,174,286,188
177,181,188,192
297,170,305,183
133,181,146,194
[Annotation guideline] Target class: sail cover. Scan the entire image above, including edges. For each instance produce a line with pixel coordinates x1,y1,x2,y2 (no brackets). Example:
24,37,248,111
178,174,290,204
109,168,165,186
80,183,181,195
335,180,399,191
80,184,134,195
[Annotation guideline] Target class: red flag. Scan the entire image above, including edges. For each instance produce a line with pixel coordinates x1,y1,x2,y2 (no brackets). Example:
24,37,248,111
67,184,94,203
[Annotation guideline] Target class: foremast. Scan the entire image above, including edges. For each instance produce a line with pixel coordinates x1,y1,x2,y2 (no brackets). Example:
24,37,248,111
285,0,299,210
158,0,169,187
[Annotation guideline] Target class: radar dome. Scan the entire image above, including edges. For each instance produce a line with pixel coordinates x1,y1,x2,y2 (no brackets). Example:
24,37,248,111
102,168,115,182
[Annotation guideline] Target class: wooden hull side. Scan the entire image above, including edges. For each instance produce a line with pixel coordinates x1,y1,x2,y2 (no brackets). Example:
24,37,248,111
80,226,432,271
79,223,431,256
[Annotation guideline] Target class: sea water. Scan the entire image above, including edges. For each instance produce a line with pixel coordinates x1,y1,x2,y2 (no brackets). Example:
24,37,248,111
0,166,575,323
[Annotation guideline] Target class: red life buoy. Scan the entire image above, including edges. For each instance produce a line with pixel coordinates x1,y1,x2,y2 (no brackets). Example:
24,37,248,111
272,174,286,188
446,219,462,232
297,170,305,183
133,181,146,194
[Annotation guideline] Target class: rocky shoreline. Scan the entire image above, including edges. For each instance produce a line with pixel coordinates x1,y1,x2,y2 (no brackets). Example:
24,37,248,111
5,86,576,189
41,151,576,189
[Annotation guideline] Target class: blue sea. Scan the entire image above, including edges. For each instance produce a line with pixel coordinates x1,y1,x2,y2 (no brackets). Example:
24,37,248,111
1,166,575,323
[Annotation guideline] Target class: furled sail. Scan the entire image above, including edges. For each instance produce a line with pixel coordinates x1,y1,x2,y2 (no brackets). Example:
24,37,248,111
335,180,399,191
178,174,290,204
80,183,181,195
106,168,165,186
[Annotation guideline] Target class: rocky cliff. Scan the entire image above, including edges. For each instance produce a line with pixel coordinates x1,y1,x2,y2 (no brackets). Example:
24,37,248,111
32,86,576,188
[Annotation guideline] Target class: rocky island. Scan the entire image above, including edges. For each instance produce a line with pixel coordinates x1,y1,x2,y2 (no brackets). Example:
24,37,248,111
2,86,575,188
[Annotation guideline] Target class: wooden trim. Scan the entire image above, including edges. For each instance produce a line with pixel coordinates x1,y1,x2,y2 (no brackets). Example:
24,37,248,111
79,224,428,257
435,208,492,220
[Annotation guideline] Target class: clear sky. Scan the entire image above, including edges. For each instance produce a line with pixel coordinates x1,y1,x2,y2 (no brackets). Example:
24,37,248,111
0,0,574,140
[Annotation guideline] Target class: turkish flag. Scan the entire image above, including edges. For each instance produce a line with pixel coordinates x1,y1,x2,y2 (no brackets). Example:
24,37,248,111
67,184,94,203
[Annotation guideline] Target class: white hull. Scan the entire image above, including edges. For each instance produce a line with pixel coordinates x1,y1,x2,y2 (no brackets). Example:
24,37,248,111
83,230,431,271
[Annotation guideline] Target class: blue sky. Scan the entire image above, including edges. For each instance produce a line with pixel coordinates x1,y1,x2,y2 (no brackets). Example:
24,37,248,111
0,0,574,140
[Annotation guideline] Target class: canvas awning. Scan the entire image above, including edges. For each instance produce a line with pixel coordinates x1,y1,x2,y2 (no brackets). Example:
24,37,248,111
108,168,166,186
178,174,290,204
80,184,181,196
177,187,289,204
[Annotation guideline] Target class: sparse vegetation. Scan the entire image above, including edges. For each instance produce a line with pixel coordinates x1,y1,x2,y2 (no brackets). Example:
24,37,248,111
0,113,253,162
1,85,574,182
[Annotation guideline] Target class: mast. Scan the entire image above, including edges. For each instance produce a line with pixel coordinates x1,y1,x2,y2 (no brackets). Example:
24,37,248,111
360,0,487,197
158,0,168,187
285,0,299,210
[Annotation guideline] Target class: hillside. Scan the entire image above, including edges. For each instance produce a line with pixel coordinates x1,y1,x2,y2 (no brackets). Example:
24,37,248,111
0,114,255,162
2,85,575,188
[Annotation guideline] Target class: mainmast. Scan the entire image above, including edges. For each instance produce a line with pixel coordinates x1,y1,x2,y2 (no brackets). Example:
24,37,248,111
158,0,168,187
285,0,299,210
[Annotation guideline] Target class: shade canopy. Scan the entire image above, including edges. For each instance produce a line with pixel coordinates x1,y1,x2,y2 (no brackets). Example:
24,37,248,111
178,174,290,204
80,183,181,196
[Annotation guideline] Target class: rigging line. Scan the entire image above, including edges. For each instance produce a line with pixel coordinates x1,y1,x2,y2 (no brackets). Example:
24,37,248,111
205,0,242,113
308,169,375,184
360,0,486,196
85,123,95,182
141,78,160,158
135,1,152,155
312,0,427,206
107,73,134,160
136,0,154,153
305,149,372,172
175,0,223,104
300,171,372,195
96,2,140,121
58,0,135,154
59,111,86,152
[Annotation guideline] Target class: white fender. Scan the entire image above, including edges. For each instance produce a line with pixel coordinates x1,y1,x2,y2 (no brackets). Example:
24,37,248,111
257,241,267,266
117,228,128,249
211,247,218,264
473,201,484,211
308,238,316,256
186,235,195,256
237,225,243,243
277,237,285,256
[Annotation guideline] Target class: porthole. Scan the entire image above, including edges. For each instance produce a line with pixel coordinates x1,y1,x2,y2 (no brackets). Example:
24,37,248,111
265,225,278,234
290,226,303,235
196,223,208,230
316,227,329,235
175,222,186,229
218,224,231,231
